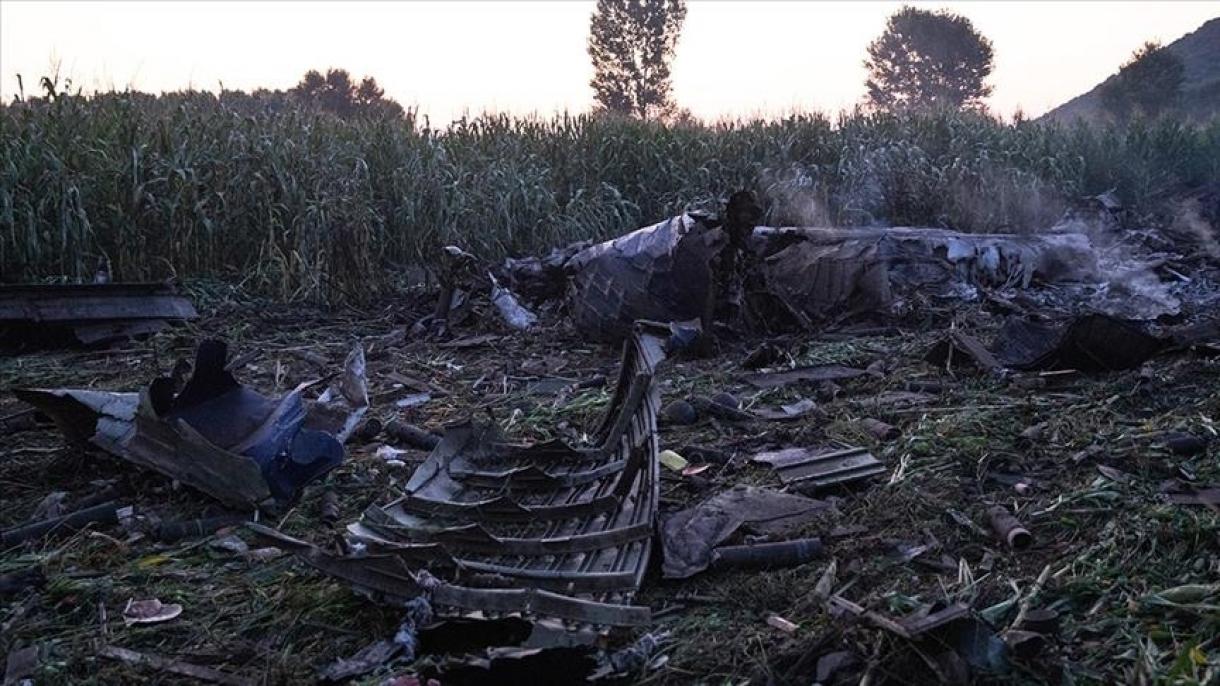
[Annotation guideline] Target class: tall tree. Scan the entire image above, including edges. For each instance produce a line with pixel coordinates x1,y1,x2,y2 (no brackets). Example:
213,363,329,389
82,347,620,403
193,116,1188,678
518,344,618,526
587,0,687,119
864,6,994,112
1100,41,1185,120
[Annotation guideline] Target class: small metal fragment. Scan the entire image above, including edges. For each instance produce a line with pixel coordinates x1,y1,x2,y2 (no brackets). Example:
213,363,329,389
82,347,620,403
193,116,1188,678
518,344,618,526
384,421,441,451
752,446,886,489
988,506,1033,550
859,418,899,441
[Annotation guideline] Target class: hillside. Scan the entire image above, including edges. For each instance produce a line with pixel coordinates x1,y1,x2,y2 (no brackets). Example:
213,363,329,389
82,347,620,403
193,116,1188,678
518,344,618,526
1042,16,1220,123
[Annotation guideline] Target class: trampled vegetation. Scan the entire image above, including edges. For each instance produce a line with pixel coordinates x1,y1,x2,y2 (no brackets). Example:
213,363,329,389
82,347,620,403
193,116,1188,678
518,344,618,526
2,90,1218,303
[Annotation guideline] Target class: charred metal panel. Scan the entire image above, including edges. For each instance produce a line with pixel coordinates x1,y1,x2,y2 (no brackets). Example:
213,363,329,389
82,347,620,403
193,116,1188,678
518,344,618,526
751,227,1098,326
992,314,1165,371
567,215,727,344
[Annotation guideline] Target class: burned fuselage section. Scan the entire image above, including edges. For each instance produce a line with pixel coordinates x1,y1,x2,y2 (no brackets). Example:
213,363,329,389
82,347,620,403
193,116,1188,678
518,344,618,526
485,193,1117,344
566,212,728,344
745,226,1099,329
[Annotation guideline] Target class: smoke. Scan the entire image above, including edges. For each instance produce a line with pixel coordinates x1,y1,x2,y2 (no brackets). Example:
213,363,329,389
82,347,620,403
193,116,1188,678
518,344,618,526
1169,196,1220,261
1053,210,1182,320
1101,263,1182,318
760,166,832,226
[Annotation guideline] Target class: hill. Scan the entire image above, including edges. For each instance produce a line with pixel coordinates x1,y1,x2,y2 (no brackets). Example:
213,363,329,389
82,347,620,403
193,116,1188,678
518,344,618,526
1042,16,1220,123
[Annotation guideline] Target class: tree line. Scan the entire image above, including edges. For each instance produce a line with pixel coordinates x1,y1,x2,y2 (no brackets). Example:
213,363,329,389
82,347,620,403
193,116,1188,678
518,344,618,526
14,3,1189,123
586,1,1188,121
307,2,1185,122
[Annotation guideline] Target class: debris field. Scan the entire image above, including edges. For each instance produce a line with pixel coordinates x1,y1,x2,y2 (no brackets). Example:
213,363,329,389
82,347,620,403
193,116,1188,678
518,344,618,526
2,194,1219,685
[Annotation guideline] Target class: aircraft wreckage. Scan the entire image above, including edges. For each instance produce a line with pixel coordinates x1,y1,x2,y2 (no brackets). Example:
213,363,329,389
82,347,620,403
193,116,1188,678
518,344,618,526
252,321,671,627
433,191,1192,346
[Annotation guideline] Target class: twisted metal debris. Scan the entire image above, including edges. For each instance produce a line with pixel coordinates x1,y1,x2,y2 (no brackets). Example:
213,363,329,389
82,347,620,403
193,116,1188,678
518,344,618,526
254,322,670,627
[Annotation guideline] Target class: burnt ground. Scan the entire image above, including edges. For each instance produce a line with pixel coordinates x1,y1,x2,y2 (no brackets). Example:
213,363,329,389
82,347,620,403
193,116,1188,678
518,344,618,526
1,285,1218,685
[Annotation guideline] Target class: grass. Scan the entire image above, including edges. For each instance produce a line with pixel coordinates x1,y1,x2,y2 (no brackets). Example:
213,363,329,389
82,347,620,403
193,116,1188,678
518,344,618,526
2,89,1218,303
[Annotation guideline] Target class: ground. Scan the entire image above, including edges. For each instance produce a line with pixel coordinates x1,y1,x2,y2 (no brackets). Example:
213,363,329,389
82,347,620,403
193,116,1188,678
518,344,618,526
1,285,1217,685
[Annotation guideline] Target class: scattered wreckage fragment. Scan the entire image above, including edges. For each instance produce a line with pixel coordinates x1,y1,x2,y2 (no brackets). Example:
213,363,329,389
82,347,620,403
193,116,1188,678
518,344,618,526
422,246,540,336
991,313,1165,372
16,339,355,509
987,506,1033,550
748,226,1098,329
925,331,1002,373
0,281,197,348
1,501,120,548
751,446,886,489
926,314,1220,375
829,598,1010,682
660,485,830,579
740,363,868,389
252,322,671,628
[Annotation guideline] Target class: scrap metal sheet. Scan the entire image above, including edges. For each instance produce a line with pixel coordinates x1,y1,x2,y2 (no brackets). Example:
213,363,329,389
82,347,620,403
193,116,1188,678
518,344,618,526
566,214,726,343
752,446,886,488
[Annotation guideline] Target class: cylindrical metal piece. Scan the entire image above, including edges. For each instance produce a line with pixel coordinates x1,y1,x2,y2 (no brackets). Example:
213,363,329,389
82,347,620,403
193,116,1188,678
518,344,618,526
860,418,899,441
710,537,823,571
1163,432,1206,456
352,417,383,443
385,421,441,451
1020,608,1060,635
988,506,1033,550
320,489,340,526
1,502,119,547
154,513,250,543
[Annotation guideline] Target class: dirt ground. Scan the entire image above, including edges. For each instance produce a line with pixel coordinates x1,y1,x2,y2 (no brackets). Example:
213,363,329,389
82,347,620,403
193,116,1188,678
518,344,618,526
2,285,1217,685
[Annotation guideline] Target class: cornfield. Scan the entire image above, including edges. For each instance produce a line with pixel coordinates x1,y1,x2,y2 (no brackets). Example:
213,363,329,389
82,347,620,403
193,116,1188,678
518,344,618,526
2,89,1218,303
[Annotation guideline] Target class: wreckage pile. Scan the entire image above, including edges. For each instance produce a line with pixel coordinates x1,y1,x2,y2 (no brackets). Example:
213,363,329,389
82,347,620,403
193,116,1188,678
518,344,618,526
2,191,1218,684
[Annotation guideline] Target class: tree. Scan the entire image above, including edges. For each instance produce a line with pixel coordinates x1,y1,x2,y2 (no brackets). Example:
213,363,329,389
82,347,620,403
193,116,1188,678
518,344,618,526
320,68,355,115
864,6,994,112
587,0,687,119
355,77,385,107
291,69,402,118
295,69,326,99
1099,41,1185,119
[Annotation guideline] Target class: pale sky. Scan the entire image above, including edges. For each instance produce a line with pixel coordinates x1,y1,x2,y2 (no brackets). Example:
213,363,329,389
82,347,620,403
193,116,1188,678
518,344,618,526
1,1,1217,123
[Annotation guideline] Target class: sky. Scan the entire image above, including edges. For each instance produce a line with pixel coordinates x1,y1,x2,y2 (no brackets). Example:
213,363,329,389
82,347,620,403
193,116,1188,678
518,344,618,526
1,1,1217,123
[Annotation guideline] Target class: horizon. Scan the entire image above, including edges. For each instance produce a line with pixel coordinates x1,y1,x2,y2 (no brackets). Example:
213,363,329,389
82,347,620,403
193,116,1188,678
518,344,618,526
1,1,1218,123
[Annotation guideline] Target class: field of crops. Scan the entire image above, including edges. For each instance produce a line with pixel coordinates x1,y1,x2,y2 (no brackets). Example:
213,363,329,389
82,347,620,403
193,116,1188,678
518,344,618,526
2,89,1218,303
